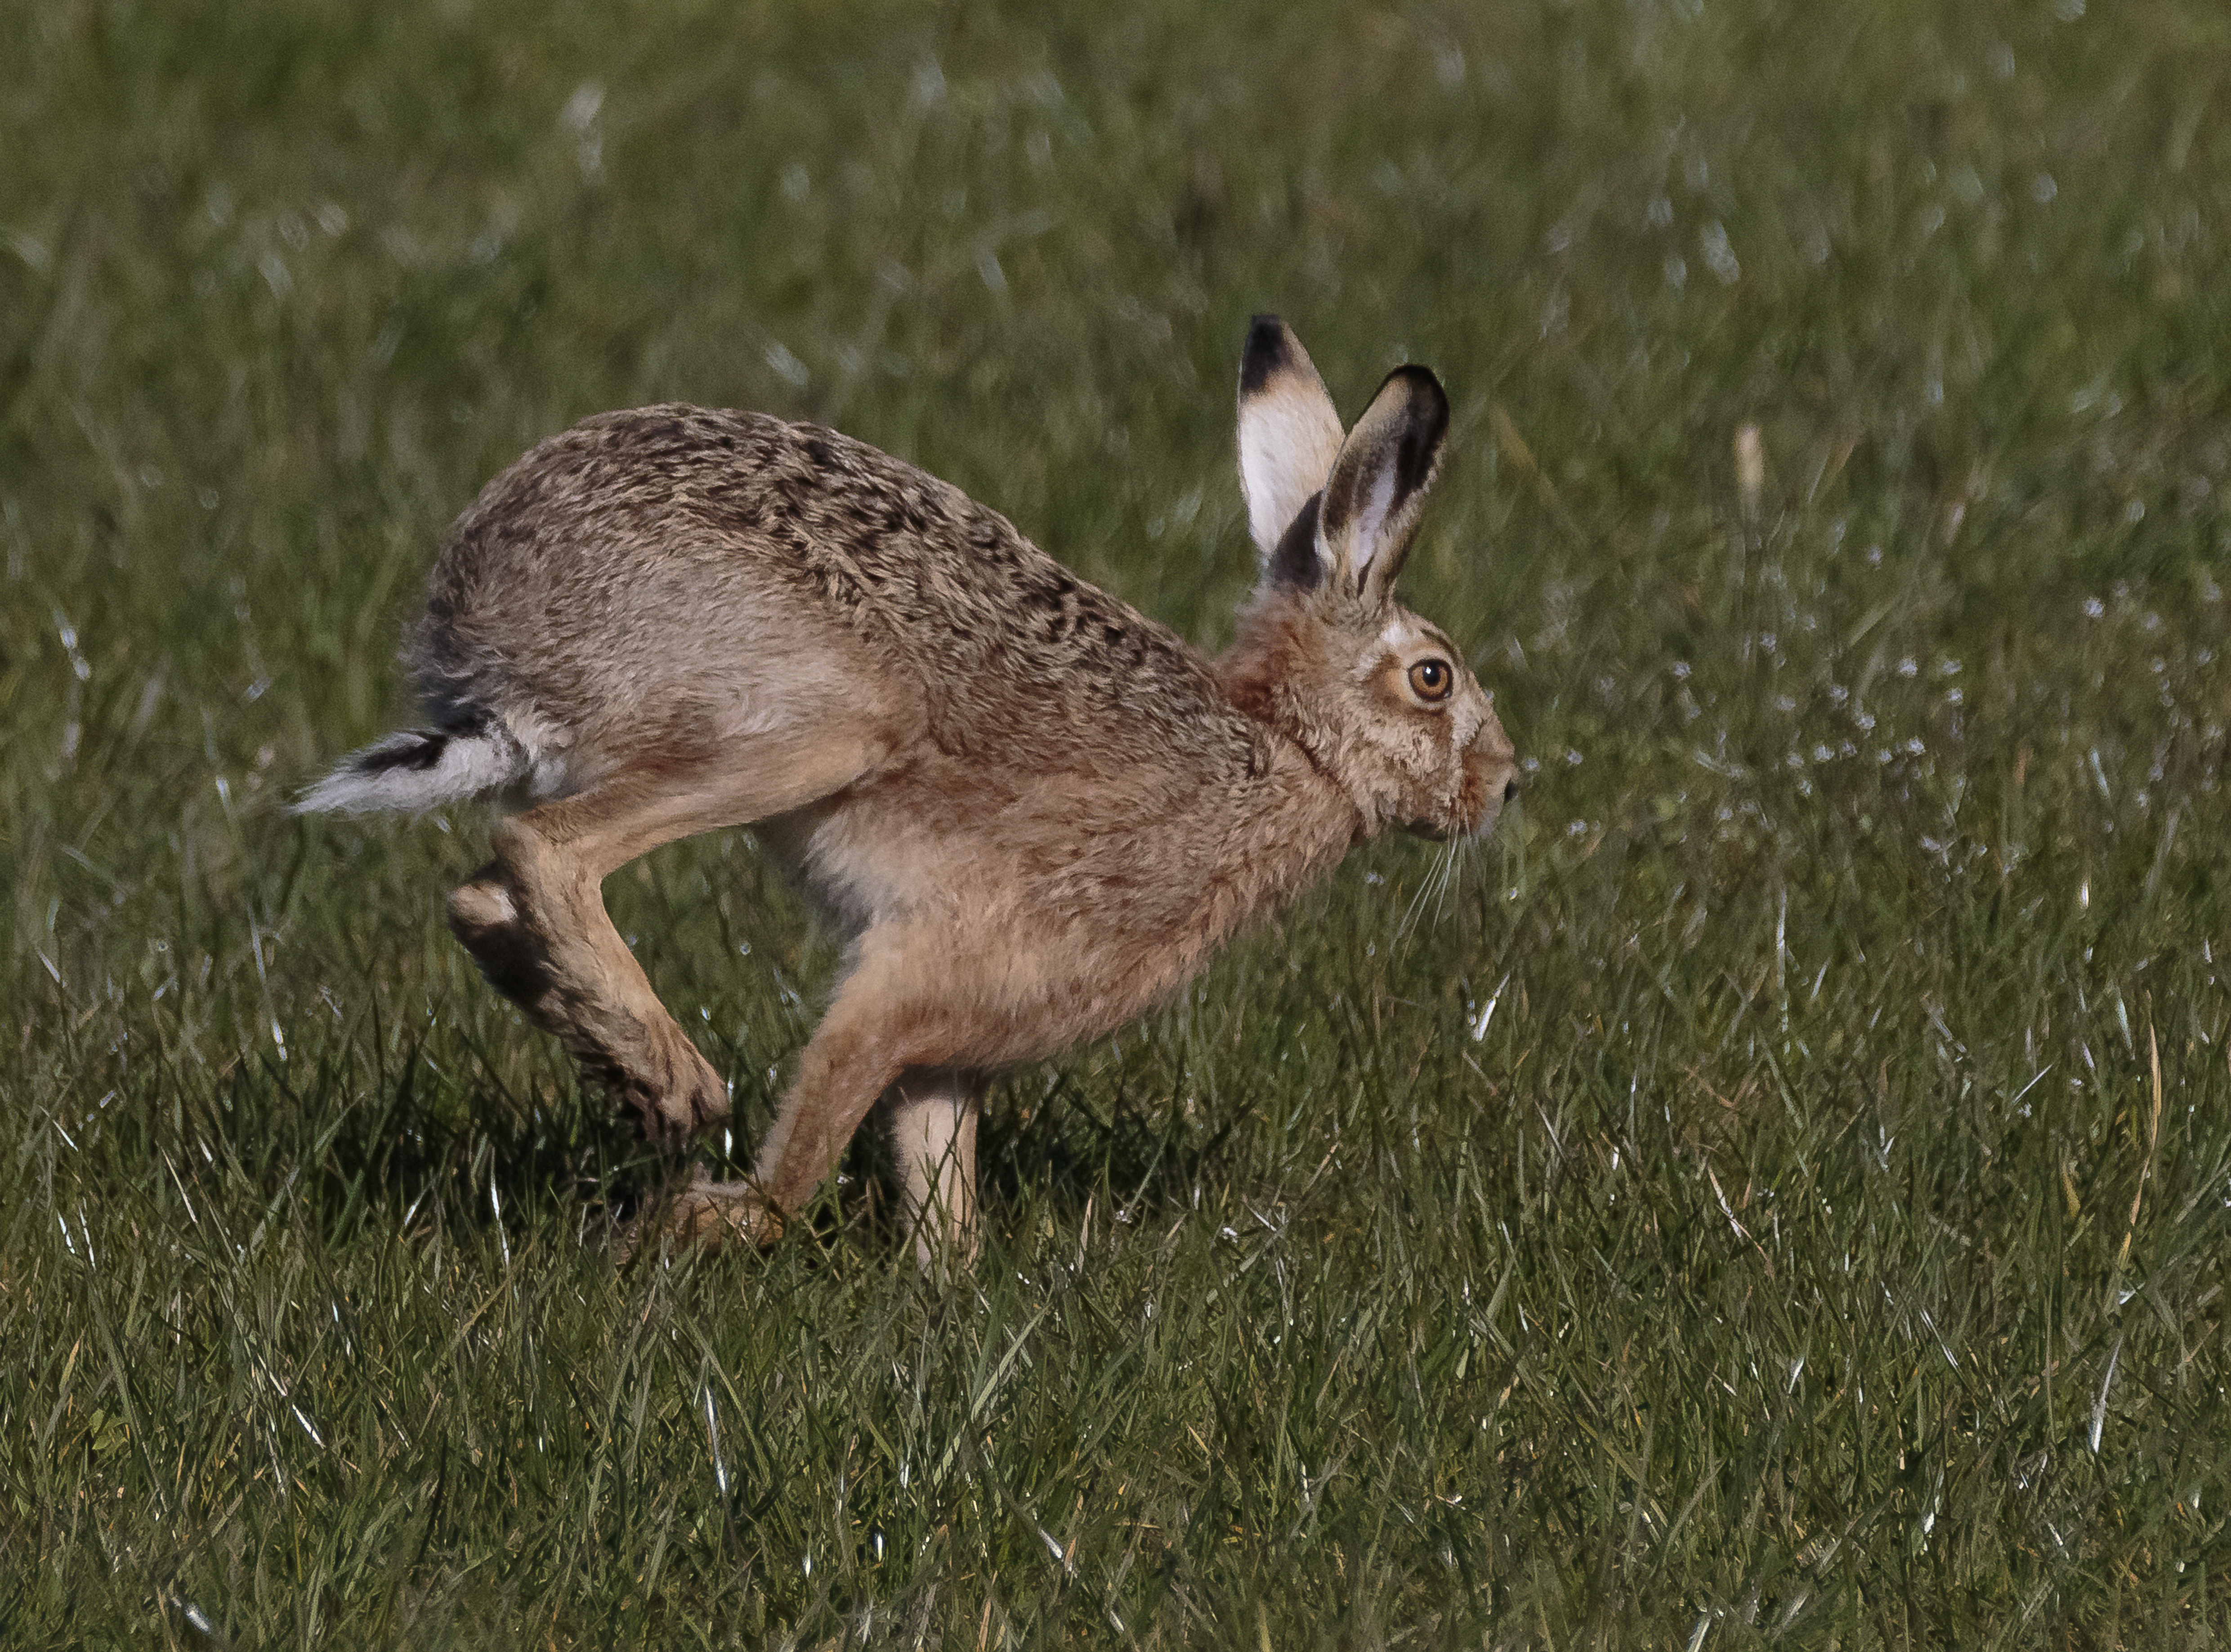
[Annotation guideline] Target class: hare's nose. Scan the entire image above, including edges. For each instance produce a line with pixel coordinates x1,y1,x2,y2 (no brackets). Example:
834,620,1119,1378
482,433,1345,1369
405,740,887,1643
1503,777,1519,801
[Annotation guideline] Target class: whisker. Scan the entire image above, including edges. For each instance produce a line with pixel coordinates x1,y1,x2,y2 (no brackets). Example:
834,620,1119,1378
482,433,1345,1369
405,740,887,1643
1398,864,1436,945
1396,833,1469,955
1436,835,1464,926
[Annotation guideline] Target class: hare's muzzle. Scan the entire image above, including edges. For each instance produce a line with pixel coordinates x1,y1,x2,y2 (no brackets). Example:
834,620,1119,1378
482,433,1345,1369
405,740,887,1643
1459,726,1520,840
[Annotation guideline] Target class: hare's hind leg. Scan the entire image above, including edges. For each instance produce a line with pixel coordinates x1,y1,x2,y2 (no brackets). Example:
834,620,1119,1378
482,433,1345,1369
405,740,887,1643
446,735,886,1146
882,1068,986,1274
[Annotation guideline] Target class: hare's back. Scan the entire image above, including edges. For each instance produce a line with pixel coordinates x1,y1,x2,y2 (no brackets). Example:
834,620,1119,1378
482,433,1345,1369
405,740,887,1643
744,418,1254,771
412,406,1257,782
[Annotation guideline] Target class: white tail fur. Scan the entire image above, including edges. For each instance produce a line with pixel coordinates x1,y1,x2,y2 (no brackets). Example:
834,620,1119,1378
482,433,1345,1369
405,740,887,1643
294,724,528,816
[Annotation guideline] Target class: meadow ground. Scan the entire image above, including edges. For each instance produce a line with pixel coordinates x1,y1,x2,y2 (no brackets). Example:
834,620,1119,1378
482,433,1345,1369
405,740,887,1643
4,1,2230,1645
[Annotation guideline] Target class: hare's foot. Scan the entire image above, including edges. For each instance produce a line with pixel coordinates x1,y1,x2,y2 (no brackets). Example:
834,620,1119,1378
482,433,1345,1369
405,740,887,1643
600,1027,731,1146
612,1169,782,1264
448,863,729,1144
881,1068,985,1276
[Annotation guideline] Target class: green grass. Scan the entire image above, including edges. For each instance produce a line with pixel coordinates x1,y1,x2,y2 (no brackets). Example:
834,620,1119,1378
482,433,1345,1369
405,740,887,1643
6,0,2231,1644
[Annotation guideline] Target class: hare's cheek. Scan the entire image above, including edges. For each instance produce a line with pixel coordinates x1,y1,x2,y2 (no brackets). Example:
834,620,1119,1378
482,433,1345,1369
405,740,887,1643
1373,659,1415,707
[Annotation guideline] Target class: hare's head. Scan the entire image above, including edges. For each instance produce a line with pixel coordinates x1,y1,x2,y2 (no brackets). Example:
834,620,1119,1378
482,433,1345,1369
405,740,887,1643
1222,317,1517,841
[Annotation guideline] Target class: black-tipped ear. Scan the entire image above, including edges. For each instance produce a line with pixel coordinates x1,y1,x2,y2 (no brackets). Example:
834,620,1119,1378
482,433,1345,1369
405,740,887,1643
1237,316,1345,563
1239,316,1292,395
1317,365,1449,602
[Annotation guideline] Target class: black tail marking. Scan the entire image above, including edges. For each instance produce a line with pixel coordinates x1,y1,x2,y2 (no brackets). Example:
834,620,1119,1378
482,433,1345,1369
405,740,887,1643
354,732,449,775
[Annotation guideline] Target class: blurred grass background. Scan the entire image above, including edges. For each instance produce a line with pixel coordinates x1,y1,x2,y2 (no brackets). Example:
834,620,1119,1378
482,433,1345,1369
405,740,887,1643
5,0,2231,1645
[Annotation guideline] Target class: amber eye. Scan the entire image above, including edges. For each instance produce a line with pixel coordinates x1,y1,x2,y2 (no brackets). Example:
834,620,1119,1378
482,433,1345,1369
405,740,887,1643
1407,657,1453,703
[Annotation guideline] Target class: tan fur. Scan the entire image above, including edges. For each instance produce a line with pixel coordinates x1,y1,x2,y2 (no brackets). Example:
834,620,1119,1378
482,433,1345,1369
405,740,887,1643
304,317,1519,1266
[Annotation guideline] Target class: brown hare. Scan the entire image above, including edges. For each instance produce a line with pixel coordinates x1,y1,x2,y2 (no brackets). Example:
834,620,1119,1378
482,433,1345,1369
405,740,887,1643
300,317,1518,1267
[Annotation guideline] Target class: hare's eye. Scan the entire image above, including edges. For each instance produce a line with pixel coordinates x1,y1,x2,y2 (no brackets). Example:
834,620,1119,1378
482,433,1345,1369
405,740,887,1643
1408,658,1453,703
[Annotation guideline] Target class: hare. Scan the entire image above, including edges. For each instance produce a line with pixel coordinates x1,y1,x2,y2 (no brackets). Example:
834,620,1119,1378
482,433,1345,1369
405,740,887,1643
300,317,1518,1267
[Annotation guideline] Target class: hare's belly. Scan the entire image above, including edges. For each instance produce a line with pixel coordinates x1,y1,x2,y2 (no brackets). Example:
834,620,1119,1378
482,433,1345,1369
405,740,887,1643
852,906,1212,1071
800,780,1244,1062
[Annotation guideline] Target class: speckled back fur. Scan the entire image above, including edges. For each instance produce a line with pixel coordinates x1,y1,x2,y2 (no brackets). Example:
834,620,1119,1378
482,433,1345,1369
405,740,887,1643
411,406,1261,786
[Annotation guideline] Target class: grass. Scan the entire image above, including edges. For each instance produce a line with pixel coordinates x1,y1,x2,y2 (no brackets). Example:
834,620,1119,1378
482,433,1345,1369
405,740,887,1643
5,0,2231,1643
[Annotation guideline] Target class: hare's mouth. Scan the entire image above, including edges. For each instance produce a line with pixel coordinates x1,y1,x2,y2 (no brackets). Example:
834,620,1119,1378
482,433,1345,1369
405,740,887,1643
1405,767,1517,842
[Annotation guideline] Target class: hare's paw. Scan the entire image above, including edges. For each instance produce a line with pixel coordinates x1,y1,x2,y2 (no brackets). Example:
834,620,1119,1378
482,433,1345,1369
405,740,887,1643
612,1170,782,1264
620,1027,733,1144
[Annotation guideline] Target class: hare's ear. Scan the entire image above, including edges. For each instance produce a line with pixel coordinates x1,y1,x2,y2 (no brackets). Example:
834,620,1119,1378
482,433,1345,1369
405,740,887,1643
1317,365,1449,605
1237,316,1345,572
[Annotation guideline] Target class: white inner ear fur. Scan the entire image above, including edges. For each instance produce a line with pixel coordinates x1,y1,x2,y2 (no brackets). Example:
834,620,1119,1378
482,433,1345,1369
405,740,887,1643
1239,381,1345,558
1339,466,1403,586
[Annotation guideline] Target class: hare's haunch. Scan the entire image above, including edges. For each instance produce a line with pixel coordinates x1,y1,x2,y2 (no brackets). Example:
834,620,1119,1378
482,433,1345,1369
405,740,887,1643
302,317,1519,1267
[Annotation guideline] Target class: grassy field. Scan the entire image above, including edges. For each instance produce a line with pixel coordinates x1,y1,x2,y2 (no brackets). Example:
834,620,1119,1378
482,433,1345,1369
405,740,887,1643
6,0,2231,1644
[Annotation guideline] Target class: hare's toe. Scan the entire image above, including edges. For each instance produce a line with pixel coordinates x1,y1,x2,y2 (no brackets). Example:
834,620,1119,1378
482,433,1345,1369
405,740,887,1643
617,1028,733,1144
612,1170,782,1264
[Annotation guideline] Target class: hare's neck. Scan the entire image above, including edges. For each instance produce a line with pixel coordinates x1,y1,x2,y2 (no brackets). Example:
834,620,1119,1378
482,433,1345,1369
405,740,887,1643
1214,593,1298,728
1181,730,1364,971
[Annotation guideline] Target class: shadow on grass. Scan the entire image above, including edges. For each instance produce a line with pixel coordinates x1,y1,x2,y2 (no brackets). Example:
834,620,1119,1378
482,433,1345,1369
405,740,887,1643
189,1021,1249,1267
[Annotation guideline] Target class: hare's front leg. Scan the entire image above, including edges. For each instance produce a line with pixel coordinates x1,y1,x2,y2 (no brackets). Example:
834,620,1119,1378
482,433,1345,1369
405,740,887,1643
641,1072,987,1268
881,1068,986,1274
747,971,917,1216
445,735,885,1143
631,963,925,1254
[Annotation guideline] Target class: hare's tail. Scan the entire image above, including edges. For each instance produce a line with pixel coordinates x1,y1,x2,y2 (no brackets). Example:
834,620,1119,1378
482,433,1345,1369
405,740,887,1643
294,719,529,815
